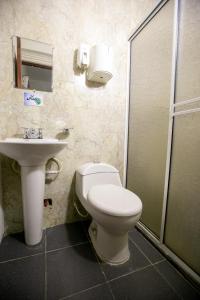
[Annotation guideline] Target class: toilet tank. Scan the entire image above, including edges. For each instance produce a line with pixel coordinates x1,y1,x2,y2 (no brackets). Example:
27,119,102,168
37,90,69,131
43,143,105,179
76,163,122,198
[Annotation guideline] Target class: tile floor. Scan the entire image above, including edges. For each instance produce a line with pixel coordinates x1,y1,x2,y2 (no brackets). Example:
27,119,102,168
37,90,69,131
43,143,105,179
0,221,199,300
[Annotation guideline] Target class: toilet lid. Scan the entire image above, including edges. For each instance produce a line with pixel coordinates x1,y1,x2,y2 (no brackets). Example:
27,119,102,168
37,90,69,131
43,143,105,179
87,184,142,217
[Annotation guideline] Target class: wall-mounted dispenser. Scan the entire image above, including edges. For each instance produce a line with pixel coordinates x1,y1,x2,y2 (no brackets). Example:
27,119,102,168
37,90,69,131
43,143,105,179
87,44,113,84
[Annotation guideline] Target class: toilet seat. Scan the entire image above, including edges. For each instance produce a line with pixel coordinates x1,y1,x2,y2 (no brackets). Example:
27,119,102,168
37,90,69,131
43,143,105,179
87,184,142,217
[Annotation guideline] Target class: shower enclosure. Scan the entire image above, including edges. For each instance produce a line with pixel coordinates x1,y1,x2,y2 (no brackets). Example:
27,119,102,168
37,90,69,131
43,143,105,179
126,0,200,285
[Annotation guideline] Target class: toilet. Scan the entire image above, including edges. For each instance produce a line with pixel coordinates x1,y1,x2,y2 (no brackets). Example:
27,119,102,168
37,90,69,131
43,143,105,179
75,162,142,265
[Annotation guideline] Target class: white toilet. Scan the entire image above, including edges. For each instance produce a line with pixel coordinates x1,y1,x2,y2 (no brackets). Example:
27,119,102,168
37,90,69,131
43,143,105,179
75,162,142,265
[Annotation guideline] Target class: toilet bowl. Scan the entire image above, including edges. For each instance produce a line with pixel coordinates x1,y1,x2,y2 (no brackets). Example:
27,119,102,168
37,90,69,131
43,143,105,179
75,163,142,265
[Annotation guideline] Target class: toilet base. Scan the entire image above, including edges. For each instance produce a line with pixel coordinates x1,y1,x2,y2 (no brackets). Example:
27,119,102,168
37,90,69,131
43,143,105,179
89,221,130,265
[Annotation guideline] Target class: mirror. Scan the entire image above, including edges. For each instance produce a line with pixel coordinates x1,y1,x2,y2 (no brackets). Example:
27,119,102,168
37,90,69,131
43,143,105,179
12,36,53,92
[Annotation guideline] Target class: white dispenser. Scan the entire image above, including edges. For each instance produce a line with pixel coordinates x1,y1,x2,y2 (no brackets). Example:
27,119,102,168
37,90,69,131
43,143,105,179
87,44,113,84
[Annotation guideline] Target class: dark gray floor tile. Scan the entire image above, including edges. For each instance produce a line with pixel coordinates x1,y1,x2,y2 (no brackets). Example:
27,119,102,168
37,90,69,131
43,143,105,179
47,243,105,299
110,265,179,300
46,222,88,251
67,283,113,300
0,231,45,262
129,228,164,263
155,260,200,300
82,219,92,238
0,254,45,300
100,241,150,281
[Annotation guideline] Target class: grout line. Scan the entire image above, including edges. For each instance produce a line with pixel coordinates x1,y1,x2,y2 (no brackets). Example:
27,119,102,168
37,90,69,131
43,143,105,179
131,234,200,295
59,282,106,300
129,233,166,263
87,234,115,300
59,232,115,300
161,259,200,296
88,229,160,298
0,251,44,264
153,263,182,299
152,258,167,265
108,264,153,283
90,234,153,285
94,251,116,300
134,228,164,254
106,281,116,300
44,229,47,300
129,235,153,265
60,239,153,300
88,238,107,278
46,240,90,254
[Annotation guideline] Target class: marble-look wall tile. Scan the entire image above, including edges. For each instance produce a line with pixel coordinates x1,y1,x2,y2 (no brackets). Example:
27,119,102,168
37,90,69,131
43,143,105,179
0,0,157,234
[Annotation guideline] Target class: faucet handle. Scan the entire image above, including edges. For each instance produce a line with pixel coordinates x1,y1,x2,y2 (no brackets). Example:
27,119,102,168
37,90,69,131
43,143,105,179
38,128,43,139
63,128,73,134
22,127,29,139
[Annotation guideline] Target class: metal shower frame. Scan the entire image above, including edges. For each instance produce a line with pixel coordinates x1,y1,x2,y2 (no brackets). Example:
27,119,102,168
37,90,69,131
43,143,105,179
124,0,200,286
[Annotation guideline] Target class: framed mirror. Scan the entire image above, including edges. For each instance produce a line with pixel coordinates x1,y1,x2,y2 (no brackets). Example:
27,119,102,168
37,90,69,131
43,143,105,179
12,36,53,92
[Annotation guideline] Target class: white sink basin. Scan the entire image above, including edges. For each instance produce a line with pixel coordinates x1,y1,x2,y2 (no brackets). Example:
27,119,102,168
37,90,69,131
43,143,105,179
0,138,68,246
0,138,67,166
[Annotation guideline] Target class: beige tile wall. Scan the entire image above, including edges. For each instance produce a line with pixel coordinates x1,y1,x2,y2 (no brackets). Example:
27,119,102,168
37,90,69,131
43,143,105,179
0,0,157,234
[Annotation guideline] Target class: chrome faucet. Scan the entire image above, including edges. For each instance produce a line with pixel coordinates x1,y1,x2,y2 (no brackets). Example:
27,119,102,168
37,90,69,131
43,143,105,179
63,128,73,134
23,128,43,139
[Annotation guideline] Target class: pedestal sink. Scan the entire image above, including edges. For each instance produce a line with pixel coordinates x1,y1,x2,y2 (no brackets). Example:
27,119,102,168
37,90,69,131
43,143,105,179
0,138,67,245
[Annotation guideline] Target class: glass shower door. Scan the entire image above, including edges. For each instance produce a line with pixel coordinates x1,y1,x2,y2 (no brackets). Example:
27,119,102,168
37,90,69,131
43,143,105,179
164,0,200,275
127,0,175,237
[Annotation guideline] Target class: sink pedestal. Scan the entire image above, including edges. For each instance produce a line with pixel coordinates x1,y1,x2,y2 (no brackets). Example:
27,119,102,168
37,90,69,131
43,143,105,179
0,138,67,246
21,165,45,245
